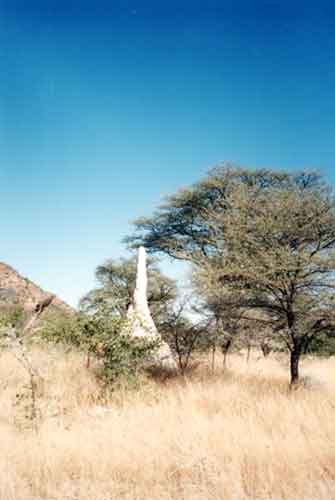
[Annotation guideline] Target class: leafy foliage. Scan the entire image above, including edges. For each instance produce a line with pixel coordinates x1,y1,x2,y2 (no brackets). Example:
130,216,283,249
39,311,84,346
306,332,335,356
39,311,159,385
0,305,27,344
0,305,26,330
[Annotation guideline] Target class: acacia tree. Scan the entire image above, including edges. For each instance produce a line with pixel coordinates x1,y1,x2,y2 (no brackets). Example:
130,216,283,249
201,178,335,384
159,302,208,374
127,165,335,385
80,255,177,328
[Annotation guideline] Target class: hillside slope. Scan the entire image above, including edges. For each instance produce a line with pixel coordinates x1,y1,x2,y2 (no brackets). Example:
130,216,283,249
0,262,75,315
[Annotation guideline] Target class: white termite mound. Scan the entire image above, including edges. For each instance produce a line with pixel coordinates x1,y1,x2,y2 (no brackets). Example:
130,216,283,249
127,246,176,370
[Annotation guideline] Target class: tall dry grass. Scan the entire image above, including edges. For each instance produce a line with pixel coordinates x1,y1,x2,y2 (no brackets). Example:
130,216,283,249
0,346,334,500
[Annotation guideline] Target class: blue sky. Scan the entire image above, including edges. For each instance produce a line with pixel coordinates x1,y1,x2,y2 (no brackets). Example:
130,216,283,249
1,0,335,306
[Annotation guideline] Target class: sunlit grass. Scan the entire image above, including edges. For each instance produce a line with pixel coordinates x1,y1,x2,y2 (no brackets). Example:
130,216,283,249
0,346,334,499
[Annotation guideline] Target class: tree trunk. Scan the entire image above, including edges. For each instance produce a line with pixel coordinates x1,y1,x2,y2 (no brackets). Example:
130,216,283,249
246,342,251,363
86,351,91,369
290,345,302,386
211,343,216,373
261,341,271,357
222,339,231,371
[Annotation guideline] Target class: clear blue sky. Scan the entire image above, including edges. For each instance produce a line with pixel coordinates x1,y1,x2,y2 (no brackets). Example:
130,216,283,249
1,0,335,306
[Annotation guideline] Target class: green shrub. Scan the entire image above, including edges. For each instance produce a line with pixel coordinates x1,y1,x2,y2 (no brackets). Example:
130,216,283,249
305,333,335,356
39,312,159,385
0,305,27,330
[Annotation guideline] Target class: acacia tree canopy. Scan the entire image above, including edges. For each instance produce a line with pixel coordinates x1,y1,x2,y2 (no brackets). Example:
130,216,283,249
125,163,315,263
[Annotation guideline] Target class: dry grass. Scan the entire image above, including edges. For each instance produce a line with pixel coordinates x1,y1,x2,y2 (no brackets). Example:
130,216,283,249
0,346,335,500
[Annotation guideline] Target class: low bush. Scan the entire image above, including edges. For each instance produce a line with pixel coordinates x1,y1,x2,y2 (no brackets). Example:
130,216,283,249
39,312,159,385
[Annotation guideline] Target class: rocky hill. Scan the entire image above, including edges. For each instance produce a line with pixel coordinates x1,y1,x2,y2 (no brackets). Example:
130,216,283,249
0,262,75,316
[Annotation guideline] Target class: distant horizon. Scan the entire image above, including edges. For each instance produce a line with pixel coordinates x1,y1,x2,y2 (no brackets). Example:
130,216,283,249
1,1,335,306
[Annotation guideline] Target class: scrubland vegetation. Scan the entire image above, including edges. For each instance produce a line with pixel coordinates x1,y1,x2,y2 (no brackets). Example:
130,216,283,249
0,346,335,500
1,164,335,499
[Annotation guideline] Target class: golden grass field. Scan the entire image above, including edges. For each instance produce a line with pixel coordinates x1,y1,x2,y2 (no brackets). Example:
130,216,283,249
0,346,334,500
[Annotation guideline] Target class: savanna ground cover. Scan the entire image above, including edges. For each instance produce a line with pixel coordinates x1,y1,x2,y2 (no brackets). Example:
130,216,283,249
0,346,334,500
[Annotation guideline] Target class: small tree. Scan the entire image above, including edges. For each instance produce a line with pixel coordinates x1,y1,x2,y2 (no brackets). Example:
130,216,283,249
80,256,176,328
159,303,206,374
